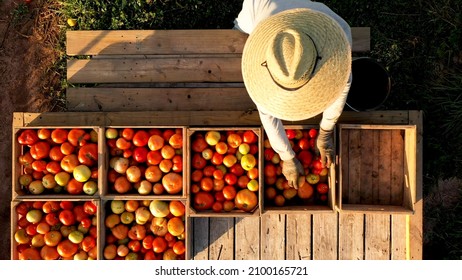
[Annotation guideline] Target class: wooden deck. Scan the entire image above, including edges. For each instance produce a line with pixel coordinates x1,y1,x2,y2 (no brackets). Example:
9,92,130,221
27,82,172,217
13,110,423,260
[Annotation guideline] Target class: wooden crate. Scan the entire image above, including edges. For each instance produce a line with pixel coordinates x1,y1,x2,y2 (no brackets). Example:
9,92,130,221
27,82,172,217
187,127,262,217
338,124,417,214
100,198,190,260
261,125,336,214
11,198,101,260
12,126,104,200
101,126,187,199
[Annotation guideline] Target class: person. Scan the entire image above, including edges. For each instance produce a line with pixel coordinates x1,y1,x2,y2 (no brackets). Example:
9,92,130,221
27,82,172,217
234,0,352,189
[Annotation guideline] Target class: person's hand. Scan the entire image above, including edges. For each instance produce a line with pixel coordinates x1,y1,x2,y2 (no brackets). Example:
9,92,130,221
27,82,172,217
282,157,304,189
316,128,334,167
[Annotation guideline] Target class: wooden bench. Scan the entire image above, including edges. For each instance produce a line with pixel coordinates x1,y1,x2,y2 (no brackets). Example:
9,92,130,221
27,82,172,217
65,28,370,112
62,28,423,260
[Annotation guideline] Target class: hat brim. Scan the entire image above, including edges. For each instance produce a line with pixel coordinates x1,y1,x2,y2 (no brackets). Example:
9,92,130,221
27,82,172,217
242,8,351,121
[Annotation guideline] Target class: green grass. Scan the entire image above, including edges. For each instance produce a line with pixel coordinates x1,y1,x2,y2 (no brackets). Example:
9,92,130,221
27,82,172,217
52,0,462,259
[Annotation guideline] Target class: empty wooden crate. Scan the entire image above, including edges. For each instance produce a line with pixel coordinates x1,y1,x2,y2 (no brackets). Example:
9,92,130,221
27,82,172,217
338,124,417,214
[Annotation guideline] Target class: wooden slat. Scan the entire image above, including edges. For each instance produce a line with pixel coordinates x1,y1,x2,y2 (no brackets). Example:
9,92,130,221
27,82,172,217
360,130,373,204
66,28,368,56
234,217,260,260
261,214,285,260
67,57,243,84
371,130,380,204
378,130,392,205
208,218,234,260
339,128,349,206
338,213,364,260
67,87,255,112
286,214,311,260
391,215,407,260
192,217,209,260
408,111,423,259
66,30,248,56
312,213,338,260
348,129,361,204
390,130,404,205
365,214,390,260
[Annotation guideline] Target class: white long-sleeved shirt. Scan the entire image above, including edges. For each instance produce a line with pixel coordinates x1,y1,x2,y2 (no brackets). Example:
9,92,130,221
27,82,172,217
234,0,352,160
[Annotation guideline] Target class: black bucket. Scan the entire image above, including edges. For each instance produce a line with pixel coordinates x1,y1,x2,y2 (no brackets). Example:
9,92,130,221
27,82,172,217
346,57,391,111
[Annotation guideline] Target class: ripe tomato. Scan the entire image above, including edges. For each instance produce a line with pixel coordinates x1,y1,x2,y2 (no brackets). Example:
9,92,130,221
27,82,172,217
132,130,150,147
59,201,74,210
67,128,88,146
59,209,76,226
45,212,60,226
83,201,97,215
234,189,258,212
57,239,79,258
133,146,148,163
223,185,237,200
66,178,84,195
30,141,51,160
78,143,98,166
285,129,296,140
152,236,168,253
51,129,69,144
17,129,39,145
316,183,329,194
16,202,30,216
72,205,89,222
193,191,214,211
243,130,258,144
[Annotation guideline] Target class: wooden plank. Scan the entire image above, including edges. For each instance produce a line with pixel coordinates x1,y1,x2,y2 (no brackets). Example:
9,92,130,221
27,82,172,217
338,213,364,260
359,130,373,204
234,217,260,260
286,214,311,260
67,57,243,84
208,217,234,260
408,111,423,259
371,130,380,204
66,28,368,56
337,111,409,125
351,27,371,53
312,213,338,260
66,30,248,55
391,215,407,260
192,217,209,260
348,129,361,204
378,130,392,205
390,129,404,205
67,87,255,112
339,128,349,205
18,112,106,127
261,214,285,260
365,214,390,260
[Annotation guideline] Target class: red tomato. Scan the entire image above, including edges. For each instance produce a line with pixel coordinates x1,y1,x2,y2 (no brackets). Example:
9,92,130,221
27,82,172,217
59,209,75,226
29,141,51,160
132,130,150,147
51,129,69,144
83,201,97,215
132,146,148,163
234,189,258,212
316,183,329,194
152,237,168,253
72,205,89,222
17,129,39,145
308,128,318,139
59,201,74,210
45,212,60,226
243,130,258,144
67,128,88,147
78,143,98,166
16,202,30,216
286,129,296,140
80,218,92,229
193,191,214,211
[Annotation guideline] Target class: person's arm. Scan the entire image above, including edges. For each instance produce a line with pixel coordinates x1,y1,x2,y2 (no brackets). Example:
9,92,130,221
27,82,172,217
258,108,304,188
317,73,352,167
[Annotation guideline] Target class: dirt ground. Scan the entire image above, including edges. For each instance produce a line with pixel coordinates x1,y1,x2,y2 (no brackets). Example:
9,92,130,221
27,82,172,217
0,0,60,259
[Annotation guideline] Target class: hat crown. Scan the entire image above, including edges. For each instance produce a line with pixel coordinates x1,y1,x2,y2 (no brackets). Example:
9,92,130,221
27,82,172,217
266,28,317,89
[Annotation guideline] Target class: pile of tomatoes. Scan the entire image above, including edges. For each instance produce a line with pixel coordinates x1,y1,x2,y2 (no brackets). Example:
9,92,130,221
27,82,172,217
103,199,186,260
13,200,98,260
16,128,99,195
189,129,260,213
105,127,184,195
263,128,330,207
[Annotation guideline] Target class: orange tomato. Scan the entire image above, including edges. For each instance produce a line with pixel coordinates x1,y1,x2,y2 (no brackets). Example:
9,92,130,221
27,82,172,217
152,236,168,253
172,240,186,255
169,200,185,217
234,189,258,212
222,185,237,200
57,239,79,258
40,245,60,260
51,129,69,144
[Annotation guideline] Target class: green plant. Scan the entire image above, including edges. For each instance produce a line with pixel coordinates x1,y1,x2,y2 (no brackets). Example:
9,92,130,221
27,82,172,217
11,2,30,26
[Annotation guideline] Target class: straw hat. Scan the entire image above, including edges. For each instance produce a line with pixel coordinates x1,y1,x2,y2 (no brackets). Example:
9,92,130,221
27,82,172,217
242,8,351,121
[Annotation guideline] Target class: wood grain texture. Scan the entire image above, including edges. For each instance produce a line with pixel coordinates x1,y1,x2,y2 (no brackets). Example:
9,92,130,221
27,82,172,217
312,213,338,260
192,217,209,260
286,214,311,260
208,217,234,260
234,217,260,260
261,214,285,260
339,213,364,260
365,214,390,260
